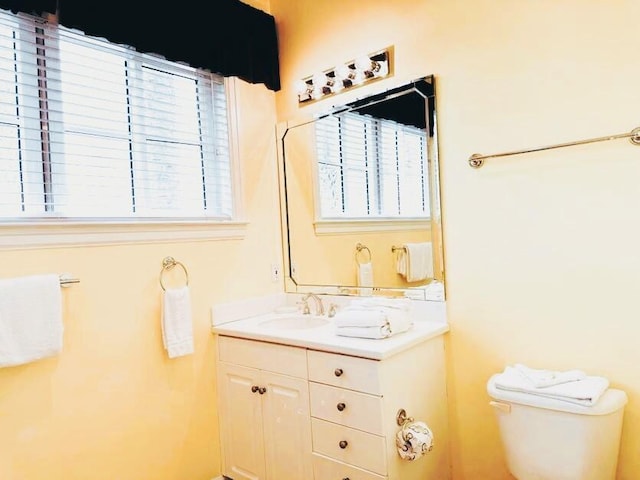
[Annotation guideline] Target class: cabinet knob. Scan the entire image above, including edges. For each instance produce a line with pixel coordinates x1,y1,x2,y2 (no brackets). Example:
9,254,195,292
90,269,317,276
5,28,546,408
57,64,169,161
336,402,346,411
342,478,350,480
258,387,267,395
339,440,348,449
334,368,344,377
251,385,259,393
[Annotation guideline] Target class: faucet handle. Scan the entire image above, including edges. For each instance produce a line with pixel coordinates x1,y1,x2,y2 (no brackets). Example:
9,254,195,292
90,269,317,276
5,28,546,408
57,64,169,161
297,299,311,315
327,303,338,318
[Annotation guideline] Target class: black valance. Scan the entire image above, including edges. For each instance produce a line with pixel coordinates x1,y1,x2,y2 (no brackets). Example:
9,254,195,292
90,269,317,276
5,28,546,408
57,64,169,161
0,0,281,91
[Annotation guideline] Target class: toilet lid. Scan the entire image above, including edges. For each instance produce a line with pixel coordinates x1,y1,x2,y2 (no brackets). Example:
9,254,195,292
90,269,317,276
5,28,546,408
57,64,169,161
487,375,628,416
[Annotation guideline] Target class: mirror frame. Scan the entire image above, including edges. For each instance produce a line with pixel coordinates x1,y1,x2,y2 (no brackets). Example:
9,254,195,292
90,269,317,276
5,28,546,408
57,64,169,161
278,75,444,301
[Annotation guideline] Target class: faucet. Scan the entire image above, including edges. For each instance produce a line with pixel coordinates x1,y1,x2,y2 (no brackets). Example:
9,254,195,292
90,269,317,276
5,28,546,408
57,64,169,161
301,292,325,316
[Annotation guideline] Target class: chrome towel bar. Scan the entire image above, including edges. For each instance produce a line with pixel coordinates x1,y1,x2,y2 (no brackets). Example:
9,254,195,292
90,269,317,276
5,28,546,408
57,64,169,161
469,126,640,168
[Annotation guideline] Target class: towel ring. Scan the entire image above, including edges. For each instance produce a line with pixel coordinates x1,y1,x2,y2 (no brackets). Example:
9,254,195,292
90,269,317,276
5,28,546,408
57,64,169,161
355,243,372,265
159,256,189,291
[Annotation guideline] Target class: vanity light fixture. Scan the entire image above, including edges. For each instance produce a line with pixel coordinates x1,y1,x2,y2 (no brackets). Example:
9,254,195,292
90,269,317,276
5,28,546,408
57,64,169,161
296,47,392,105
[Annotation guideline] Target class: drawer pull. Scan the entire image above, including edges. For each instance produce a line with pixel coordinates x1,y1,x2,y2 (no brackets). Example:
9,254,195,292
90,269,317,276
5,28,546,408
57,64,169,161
334,368,344,377
336,402,346,411
342,478,350,480
338,440,348,449
251,385,259,393
258,387,267,395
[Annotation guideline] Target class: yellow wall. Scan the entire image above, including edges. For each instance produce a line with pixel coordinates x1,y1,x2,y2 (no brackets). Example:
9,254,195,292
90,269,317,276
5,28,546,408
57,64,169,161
272,1,640,479
0,79,281,480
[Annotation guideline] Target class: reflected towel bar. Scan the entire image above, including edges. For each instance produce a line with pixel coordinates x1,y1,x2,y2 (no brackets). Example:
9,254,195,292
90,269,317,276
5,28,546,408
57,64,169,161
391,245,407,253
469,126,640,168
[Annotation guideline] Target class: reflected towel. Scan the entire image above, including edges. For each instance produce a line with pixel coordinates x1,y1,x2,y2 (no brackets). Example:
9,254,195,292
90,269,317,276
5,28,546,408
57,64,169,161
161,286,194,358
357,262,374,296
0,274,63,368
493,365,609,406
396,243,433,282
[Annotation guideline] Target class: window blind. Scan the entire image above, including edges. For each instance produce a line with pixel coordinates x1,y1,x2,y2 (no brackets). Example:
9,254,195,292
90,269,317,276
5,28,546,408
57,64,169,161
315,111,429,220
0,10,233,222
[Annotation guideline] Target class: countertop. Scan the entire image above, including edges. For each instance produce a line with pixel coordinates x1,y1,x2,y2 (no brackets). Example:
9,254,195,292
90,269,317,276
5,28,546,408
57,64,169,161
212,312,449,360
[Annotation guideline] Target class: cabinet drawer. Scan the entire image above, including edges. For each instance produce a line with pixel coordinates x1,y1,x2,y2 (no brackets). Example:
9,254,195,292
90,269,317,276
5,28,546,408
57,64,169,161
307,350,381,394
218,336,307,379
313,453,387,480
309,382,384,435
311,418,387,476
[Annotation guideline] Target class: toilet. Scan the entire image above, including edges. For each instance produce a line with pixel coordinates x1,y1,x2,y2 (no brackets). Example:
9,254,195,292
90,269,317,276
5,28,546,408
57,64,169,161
487,374,627,480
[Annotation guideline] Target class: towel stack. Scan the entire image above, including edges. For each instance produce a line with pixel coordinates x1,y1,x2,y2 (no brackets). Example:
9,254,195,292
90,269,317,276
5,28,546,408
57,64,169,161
334,298,413,339
493,363,610,407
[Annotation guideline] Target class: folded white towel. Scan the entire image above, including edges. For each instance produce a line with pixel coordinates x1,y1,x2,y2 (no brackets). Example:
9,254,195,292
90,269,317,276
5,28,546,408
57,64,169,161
336,324,392,339
0,274,63,368
334,310,389,328
514,363,587,388
347,297,412,312
494,366,609,407
335,315,412,339
161,286,194,359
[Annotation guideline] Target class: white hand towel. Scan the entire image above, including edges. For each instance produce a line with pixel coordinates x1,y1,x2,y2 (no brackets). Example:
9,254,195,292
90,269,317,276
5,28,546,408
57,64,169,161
357,262,374,296
494,366,609,407
397,243,433,282
0,274,63,368
161,286,194,359
514,363,587,388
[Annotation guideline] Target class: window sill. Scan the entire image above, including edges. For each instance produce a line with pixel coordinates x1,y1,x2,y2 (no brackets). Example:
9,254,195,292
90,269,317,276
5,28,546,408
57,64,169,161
314,218,429,235
0,220,248,250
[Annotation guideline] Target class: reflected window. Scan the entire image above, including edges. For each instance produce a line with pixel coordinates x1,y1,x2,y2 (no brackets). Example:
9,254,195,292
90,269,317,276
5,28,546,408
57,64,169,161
315,112,429,219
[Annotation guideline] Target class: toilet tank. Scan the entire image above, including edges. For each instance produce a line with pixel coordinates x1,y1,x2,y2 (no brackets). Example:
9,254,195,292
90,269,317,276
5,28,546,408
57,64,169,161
487,375,627,480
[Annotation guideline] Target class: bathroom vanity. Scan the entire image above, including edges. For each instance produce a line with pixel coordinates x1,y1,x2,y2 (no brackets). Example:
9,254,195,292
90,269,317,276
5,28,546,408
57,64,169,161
213,310,450,480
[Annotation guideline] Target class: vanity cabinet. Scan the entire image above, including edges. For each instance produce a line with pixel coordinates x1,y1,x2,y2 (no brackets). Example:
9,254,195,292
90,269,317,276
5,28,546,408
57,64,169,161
217,336,313,480
216,333,450,480
307,336,450,480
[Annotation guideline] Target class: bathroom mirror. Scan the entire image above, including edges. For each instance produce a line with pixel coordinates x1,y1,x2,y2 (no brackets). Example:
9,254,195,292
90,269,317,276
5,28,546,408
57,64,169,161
280,75,444,301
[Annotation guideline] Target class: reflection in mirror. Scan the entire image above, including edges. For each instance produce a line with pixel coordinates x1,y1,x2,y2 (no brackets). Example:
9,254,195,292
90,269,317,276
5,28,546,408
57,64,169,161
280,75,444,301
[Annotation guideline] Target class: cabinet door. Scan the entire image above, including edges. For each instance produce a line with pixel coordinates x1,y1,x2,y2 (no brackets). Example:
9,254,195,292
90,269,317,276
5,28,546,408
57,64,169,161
218,363,266,480
261,371,313,480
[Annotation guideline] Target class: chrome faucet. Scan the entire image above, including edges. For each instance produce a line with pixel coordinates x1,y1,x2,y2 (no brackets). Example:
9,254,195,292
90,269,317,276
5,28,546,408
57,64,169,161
301,292,325,316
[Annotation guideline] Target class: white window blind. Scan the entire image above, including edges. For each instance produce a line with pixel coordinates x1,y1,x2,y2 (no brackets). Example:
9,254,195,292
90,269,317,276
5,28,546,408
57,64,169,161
315,111,429,220
0,10,233,222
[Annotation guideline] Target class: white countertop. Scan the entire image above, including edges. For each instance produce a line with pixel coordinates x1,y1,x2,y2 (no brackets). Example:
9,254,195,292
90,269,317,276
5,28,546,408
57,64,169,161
212,313,449,360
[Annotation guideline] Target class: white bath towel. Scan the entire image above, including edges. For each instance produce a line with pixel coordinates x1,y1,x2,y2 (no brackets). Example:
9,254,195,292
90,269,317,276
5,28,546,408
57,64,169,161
0,274,63,368
493,366,609,407
396,243,433,282
161,286,194,359
514,363,587,388
357,262,374,296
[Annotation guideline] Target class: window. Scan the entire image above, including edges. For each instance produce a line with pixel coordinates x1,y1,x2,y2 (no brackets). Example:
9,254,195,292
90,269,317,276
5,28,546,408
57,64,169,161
315,111,429,221
0,10,234,224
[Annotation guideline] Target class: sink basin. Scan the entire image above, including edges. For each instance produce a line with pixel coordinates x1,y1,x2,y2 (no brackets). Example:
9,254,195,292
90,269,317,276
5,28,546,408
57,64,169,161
258,315,329,330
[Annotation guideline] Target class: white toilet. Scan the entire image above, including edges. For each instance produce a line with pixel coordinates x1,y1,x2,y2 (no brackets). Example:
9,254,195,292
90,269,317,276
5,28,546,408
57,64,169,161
487,374,627,480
